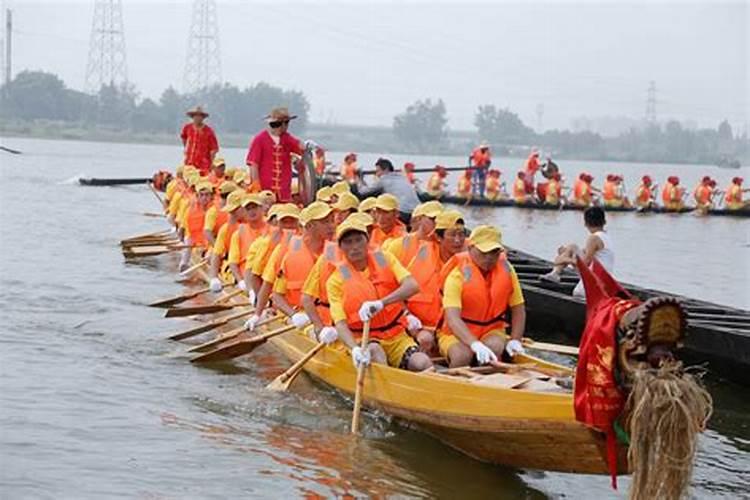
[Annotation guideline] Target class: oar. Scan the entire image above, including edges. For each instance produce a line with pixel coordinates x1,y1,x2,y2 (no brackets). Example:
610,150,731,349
164,300,247,318
190,323,297,363
522,338,579,356
351,320,371,434
213,288,244,304
186,314,283,353
120,229,172,244
149,285,215,308
179,259,208,278
123,245,191,258
168,308,255,341
122,238,181,249
149,182,167,207
266,342,326,391
142,212,166,218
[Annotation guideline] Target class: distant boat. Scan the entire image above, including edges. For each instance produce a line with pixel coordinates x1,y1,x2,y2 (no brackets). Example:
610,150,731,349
716,157,741,169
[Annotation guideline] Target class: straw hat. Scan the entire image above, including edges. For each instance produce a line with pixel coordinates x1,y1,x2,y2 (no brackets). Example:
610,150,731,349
186,105,209,117
264,107,297,122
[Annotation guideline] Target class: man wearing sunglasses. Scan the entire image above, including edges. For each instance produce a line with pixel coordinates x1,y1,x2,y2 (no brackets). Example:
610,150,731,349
245,107,305,203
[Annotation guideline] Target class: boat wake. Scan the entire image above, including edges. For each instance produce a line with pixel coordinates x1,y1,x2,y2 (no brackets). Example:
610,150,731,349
60,173,86,185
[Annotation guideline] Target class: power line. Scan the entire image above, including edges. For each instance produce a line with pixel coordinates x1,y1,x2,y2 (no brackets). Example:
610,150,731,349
183,0,222,94
85,0,128,93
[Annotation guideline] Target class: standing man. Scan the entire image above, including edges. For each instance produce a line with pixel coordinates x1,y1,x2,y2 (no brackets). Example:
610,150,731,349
246,107,306,202
522,148,541,195
181,106,219,176
470,141,492,197
357,158,421,222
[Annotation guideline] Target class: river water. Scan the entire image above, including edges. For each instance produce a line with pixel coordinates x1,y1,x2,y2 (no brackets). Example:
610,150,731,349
0,137,748,499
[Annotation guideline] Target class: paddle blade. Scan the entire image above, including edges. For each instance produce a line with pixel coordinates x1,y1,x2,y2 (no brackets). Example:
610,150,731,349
186,329,246,353
166,309,254,341
266,373,295,392
148,286,211,308
164,304,235,318
190,337,265,363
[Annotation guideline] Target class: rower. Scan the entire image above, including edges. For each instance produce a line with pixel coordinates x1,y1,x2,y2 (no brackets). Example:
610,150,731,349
370,194,408,247
226,193,269,294
634,175,655,209
384,200,443,266
327,219,433,371
661,176,685,210
178,180,215,271
181,106,219,176
485,169,503,201
544,172,562,205
404,162,417,185
163,165,185,212
724,177,749,210
208,190,248,292
330,180,351,204
426,165,448,197
207,158,227,187
357,158,421,219
406,210,467,355
203,181,237,248
602,174,630,208
456,170,472,198
470,141,492,197
571,173,596,207
358,197,376,217
332,192,360,224
259,190,277,214
341,153,359,184
167,168,197,227
247,202,334,331
540,206,614,297
693,176,713,211
512,171,531,204
438,225,526,367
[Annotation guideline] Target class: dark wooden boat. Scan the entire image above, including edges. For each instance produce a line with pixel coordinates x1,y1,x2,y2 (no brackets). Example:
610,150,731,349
505,247,750,385
79,177,152,186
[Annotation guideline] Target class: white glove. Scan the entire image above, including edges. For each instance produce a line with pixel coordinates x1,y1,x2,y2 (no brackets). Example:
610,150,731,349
358,300,384,322
290,312,310,328
237,280,247,292
244,313,260,331
208,277,223,293
247,288,256,305
405,313,422,333
505,339,526,357
351,346,371,368
471,341,498,365
318,326,338,345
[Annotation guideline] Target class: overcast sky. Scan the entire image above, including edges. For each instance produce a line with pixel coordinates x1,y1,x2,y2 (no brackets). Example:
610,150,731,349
5,0,748,131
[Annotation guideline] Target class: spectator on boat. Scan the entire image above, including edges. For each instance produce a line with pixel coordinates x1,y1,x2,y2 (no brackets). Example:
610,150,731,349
513,171,531,204
357,158,421,222
226,194,269,294
634,175,655,209
456,170,472,198
540,206,615,297
485,169,504,201
470,141,492,197
438,225,526,367
572,173,596,207
341,153,359,183
181,106,219,176
544,172,563,205
522,148,541,194
370,194,408,247
384,201,443,266
661,176,685,211
693,176,714,211
406,210,467,356
426,165,448,197
325,218,433,372
724,177,749,210
246,107,306,203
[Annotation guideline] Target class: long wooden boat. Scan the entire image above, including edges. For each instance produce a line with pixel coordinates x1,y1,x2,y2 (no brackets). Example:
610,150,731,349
257,316,627,475
505,247,750,386
79,177,152,186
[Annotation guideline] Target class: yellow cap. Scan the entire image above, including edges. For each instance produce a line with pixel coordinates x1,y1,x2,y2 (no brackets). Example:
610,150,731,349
316,186,333,202
336,219,369,241
175,165,185,176
266,204,282,219
358,197,377,212
300,201,333,225
276,203,301,220
196,181,214,193
346,212,374,227
212,157,226,168
413,200,443,218
233,170,248,184
222,190,246,212
185,172,200,186
331,180,351,196
374,193,399,211
469,225,504,252
435,209,465,230
332,192,359,212
259,190,276,204
241,193,264,207
218,181,238,195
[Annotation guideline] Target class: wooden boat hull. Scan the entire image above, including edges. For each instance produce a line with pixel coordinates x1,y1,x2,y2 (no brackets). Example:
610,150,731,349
266,327,628,475
79,177,151,186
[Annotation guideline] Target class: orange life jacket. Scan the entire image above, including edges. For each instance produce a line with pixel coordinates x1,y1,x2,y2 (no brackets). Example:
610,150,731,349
573,180,591,205
485,177,500,196
278,235,323,308
471,149,491,168
513,178,526,201
546,179,561,204
693,184,710,205
338,250,406,341
186,200,209,248
442,252,514,339
391,233,422,267
311,241,340,325
235,222,268,273
427,173,443,192
371,221,406,248
457,176,472,196
314,156,325,175
635,184,652,205
661,183,682,204
342,161,358,181
405,241,453,328
725,184,741,203
602,181,616,201
215,220,240,257
257,228,295,276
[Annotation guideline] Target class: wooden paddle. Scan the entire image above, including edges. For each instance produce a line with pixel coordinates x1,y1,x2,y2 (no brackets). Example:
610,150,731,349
149,285,215,308
164,301,246,318
266,342,326,391
522,338,579,356
186,314,283,353
124,245,191,258
190,323,297,363
120,229,171,244
178,259,209,277
148,182,166,207
168,308,255,341
351,320,371,434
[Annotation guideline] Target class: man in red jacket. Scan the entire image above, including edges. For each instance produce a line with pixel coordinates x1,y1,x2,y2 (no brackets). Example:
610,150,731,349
180,106,219,175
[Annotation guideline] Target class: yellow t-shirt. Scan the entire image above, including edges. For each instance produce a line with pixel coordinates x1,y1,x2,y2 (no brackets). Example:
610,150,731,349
382,236,403,259
261,245,284,283
301,255,325,299
212,223,230,256
248,236,271,276
168,191,183,217
176,198,190,229
165,179,179,202
327,252,411,324
203,205,219,233
442,263,524,310
227,230,244,265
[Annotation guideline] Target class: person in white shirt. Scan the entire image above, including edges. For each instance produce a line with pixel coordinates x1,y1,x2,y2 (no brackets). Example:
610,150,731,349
540,206,614,296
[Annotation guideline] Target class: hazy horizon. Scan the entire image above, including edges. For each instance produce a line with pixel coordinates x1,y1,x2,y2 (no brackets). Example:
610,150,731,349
3,1,748,133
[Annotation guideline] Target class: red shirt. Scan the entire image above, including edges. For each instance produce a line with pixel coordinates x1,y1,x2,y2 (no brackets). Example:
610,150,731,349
181,123,219,175
246,130,303,202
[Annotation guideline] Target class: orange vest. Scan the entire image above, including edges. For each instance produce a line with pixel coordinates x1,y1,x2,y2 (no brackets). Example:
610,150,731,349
314,156,325,175
236,222,268,273
457,176,472,196
405,241,455,328
186,201,209,248
427,173,443,192
471,149,491,167
486,177,500,196
278,235,323,308
342,161,358,181
546,179,561,204
661,183,681,204
635,184,652,205
513,178,526,201
371,221,406,248
602,181,616,201
392,233,422,267
257,228,295,276
725,184,741,205
312,242,340,325
338,250,405,341
694,184,710,205
442,252,514,339
573,180,591,204
212,207,230,236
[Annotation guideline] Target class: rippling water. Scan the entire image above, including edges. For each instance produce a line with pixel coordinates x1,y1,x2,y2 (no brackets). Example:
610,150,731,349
1,137,748,498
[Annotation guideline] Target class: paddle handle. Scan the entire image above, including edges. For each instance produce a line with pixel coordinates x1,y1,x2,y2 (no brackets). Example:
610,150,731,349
276,342,325,384
351,321,371,434
214,288,243,305
168,307,254,341
180,259,208,276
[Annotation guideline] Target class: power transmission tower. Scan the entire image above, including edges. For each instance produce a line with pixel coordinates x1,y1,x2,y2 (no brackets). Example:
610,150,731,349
645,80,657,124
85,0,128,93
183,0,222,94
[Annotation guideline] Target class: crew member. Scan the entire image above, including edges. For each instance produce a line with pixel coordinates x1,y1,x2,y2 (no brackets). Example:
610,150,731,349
326,219,433,371
246,107,305,202
227,193,269,292
358,197,377,217
693,176,713,211
426,166,448,198
572,173,595,207
203,181,237,247
661,176,685,211
522,148,541,194
330,180,351,203
512,171,531,204
207,158,227,187
545,173,562,205
244,204,301,293
485,170,503,201
438,225,526,367
208,190,248,292
332,192,360,224
357,158,421,221
370,194,408,247
634,175,655,209
181,106,219,175
725,177,749,210
456,170,472,198
384,201,443,266
178,180,215,271
470,141,491,197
